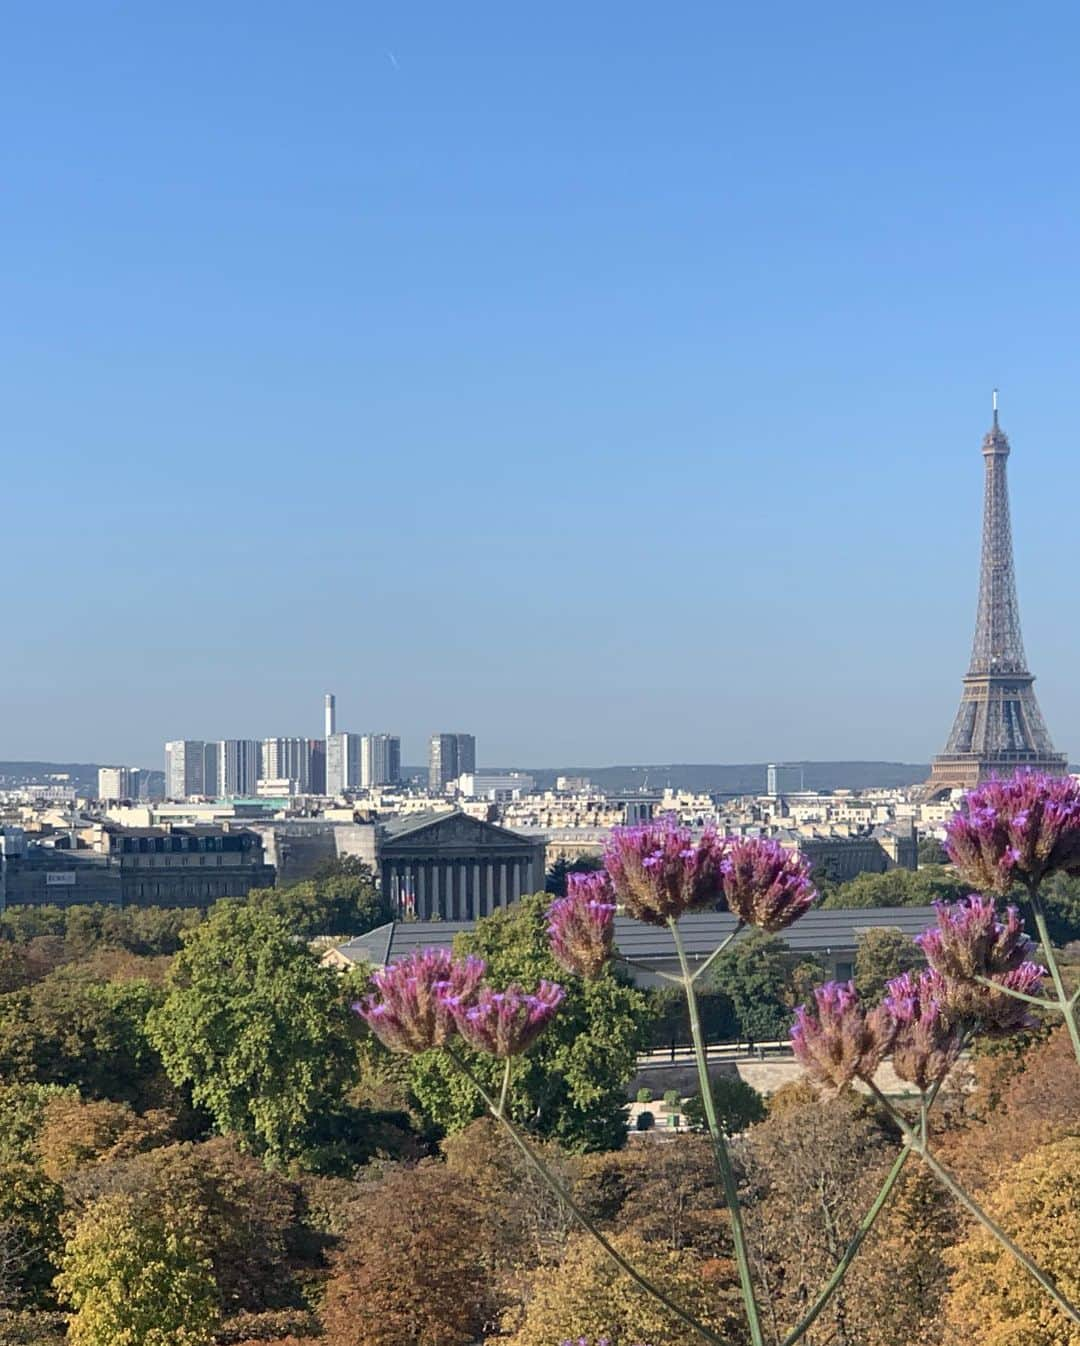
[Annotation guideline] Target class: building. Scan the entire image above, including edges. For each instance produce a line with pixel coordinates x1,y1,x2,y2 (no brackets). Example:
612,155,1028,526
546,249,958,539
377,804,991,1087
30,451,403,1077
376,810,546,920
97,767,142,800
457,772,535,800
217,740,260,798
928,398,1067,795
260,737,322,792
326,732,363,795
428,733,476,792
325,906,938,987
361,734,401,788
766,763,804,797
308,739,326,794
0,824,274,909
165,741,205,799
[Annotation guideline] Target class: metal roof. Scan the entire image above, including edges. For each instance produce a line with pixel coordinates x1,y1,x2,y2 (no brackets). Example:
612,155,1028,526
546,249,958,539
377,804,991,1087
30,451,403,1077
329,906,937,967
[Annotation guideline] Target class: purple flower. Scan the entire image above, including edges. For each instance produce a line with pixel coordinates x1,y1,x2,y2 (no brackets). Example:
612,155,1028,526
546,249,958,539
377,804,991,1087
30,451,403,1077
790,981,895,1092
603,822,726,924
354,948,486,1054
548,872,617,978
944,770,1080,893
444,980,566,1057
883,970,963,1090
917,896,1046,1033
719,837,817,931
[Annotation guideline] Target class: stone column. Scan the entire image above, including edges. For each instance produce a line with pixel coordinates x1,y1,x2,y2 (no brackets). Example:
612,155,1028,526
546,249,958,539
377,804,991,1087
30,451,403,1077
499,861,508,907
431,864,440,920
472,863,482,922
445,864,456,921
485,862,495,916
416,863,427,919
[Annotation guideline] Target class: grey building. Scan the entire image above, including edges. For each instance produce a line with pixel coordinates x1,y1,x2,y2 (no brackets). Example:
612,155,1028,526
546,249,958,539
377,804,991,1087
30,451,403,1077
261,737,321,793
98,767,143,801
361,734,401,788
326,732,363,796
165,741,206,799
428,733,476,792
377,810,545,920
217,740,260,798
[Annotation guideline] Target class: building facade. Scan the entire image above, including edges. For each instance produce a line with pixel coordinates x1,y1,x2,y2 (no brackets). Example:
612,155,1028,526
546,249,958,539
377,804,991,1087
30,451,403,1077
98,767,143,800
361,734,401,788
377,810,545,920
428,733,476,792
325,732,363,795
216,740,260,798
260,737,322,793
165,741,205,799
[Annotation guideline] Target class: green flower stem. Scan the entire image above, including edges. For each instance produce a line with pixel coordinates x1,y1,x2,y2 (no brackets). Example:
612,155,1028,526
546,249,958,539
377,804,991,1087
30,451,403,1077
690,924,744,984
495,1057,511,1119
779,1074,946,1346
614,954,684,985
669,917,766,1346
1029,891,1080,1071
868,1082,1080,1327
972,973,1057,1010
445,1048,727,1346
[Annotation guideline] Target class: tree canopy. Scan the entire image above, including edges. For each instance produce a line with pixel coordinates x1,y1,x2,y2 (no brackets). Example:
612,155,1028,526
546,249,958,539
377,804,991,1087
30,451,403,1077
406,893,653,1151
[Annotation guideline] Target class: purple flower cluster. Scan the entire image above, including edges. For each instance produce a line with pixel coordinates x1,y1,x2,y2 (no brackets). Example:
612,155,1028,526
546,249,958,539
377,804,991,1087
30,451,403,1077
882,970,963,1091
603,822,726,924
355,948,486,1054
944,770,1080,894
917,896,1045,1034
790,981,895,1092
719,837,817,931
448,981,566,1058
355,948,565,1058
548,872,617,977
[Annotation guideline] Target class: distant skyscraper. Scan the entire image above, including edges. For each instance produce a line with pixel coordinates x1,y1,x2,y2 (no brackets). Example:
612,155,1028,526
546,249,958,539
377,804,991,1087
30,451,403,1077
307,738,326,794
202,742,219,797
326,731,363,795
98,766,141,800
766,763,804,797
217,740,260,797
429,733,477,792
324,693,336,739
261,737,317,791
361,734,401,788
165,741,206,799
928,399,1067,795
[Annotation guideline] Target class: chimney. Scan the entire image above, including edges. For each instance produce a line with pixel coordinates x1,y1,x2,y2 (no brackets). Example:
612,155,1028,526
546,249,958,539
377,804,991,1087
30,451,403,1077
324,693,336,738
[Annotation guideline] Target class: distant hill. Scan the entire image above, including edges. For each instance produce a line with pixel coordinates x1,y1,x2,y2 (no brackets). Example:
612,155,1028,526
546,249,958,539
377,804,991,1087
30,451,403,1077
0,762,164,795
400,761,935,793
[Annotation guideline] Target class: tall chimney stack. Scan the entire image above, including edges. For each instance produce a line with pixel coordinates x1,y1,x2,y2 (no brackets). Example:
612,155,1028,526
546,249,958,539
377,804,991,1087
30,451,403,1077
324,693,336,739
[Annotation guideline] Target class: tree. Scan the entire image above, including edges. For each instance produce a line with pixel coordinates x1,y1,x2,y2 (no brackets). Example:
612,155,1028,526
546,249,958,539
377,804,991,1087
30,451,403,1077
245,859,388,937
1037,872,1080,946
63,1138,302,1317
648,983,737,1049
918,836,949,865
738,1092,894,1346
320,1165,491,1346
406,894,653,1151
0,1164,63,1307
820,866,968,910
0,968,165,1104
683,1077,765,1135
706,932,816,1042
56,1192,219,1346
499,1231,740,1346
146,905,359,1166
35,1096,173,1183
545,854,604,898
853,927,922,1003
943,1136,1080,1346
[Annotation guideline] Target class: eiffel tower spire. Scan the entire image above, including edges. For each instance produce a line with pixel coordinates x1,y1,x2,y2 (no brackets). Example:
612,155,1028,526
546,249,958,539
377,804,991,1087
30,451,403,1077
927,398,1066,796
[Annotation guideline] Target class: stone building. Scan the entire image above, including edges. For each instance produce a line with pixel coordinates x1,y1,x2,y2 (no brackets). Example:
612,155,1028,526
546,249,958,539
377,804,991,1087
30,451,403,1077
376,810,545,920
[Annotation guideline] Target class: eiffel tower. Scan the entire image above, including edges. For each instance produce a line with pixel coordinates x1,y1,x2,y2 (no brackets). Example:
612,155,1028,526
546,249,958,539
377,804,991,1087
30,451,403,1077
927,395,1067,796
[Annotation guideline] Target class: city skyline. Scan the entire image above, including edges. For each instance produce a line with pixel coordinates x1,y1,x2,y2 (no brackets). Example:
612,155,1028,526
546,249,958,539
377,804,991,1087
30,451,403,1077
4,4,1079,766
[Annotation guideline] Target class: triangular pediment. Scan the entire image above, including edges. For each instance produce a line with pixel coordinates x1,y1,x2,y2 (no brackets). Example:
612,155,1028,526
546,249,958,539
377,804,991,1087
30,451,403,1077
380,811,530,852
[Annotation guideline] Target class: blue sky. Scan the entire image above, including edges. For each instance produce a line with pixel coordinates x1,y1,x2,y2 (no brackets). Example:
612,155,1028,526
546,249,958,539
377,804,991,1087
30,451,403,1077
3,2,1079,769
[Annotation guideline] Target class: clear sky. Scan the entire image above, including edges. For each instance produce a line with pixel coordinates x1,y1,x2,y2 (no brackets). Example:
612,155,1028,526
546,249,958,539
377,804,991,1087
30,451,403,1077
4,2,1079,769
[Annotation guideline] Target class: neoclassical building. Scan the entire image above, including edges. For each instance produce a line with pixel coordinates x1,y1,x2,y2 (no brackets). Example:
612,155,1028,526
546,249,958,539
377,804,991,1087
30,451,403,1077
376,810,546,920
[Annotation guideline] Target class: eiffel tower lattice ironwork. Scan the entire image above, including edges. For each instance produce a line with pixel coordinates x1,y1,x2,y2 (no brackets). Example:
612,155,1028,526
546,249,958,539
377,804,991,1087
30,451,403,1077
927,396,1067,796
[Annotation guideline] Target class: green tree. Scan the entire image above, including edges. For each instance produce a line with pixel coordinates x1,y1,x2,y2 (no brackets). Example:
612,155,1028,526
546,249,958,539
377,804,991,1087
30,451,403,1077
820,865,968,909
0,968,165,1103
853,926,922,1003
1037,872,1080,946
56,1193,219,1346
406,894,653,1151
706,932,812,1042
683,1077,765,1135
245,861,388,937
0,1163,63,1306
146,905,358,1165
917,835,949,865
